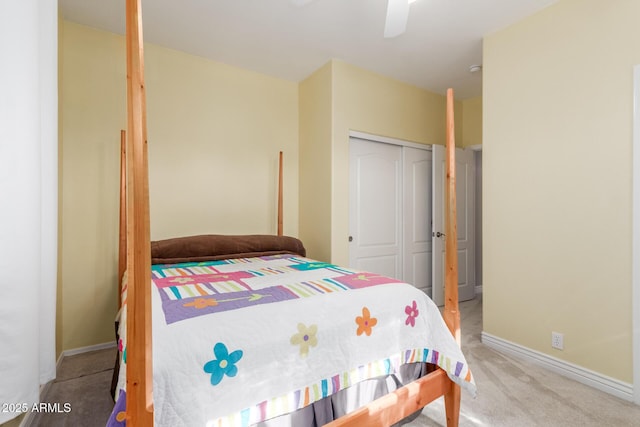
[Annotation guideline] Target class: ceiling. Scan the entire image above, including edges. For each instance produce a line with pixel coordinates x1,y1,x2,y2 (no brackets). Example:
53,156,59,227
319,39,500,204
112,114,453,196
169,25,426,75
58,0,557,100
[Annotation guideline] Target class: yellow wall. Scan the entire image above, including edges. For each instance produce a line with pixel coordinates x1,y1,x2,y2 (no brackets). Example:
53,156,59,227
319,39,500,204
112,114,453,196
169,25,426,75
330,60,461,265
462,96,482,147
60,22,125,352
483,0,640,382
146,45,299,240
301,59,456,263
60,21,298,351
61,21,478,352
299,62,333,261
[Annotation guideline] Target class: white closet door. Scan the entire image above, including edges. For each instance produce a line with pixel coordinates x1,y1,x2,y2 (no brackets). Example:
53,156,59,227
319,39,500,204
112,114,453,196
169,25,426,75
403,147,432,294
432,145,476,305
349,138,402,279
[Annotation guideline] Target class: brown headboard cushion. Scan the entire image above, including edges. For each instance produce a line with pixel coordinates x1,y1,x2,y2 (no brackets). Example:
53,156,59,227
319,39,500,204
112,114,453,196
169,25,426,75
150,234,306,265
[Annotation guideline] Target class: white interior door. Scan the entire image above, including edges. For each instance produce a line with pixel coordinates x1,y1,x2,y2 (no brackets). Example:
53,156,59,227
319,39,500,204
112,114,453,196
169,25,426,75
349,138,402,279
432,145,476,305
403,147,432,294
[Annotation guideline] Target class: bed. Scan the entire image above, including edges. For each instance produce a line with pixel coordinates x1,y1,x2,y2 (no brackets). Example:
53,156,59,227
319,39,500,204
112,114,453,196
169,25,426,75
108,235,475,426
110,1,474,425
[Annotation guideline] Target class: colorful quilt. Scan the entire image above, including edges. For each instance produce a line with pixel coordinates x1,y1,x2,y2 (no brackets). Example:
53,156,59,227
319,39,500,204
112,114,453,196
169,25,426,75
109,254,476,426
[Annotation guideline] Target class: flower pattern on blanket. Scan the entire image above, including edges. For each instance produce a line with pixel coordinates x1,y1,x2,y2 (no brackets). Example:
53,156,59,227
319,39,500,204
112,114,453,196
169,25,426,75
355,307,377,336
111,255,478,427
290,323,318,357
152,255,404,324
203,342,244,386
405,300,419,327
183,297,218,308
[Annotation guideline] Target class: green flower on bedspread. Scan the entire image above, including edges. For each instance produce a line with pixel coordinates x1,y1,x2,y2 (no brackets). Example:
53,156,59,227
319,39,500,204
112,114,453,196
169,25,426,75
290,323,318,357
203,342,244,386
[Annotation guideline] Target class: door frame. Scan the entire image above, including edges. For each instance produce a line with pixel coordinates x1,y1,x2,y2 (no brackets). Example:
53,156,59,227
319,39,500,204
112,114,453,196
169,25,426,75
347,130,432,287
349,131,434,152
633,64,640,405
349,131,478,305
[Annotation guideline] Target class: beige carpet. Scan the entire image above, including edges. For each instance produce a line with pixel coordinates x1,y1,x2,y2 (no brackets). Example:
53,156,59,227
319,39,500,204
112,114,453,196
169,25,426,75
12,296,640,426
407,297,640,426
25,348,116,427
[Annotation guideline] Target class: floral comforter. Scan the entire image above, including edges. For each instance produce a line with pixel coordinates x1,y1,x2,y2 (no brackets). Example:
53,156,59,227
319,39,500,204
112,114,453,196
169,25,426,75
108,254,475,426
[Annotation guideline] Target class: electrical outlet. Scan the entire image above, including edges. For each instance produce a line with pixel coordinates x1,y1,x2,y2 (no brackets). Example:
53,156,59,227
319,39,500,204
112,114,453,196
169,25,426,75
551,332,564,350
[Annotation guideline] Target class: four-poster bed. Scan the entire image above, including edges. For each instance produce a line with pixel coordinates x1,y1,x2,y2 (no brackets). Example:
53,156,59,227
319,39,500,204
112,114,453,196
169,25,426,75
109,1,474,426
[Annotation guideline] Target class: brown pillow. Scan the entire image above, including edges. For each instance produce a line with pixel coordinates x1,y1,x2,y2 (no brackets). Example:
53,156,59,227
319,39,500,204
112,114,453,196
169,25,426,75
150,234,306,265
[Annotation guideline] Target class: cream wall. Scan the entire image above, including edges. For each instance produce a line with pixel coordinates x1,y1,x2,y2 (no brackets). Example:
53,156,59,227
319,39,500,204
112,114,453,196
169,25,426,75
299,62,333,261
61,19,478,352
60,22,125,352
300,60,462,265
60,21,298,351
330,60,462,266
462,96,482,147
146,44,299,240
483,0,640,382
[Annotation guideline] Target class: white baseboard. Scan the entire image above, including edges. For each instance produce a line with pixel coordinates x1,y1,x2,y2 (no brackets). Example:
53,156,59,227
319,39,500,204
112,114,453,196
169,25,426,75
55,341,116,373
481,332,634,402
61,340,117,358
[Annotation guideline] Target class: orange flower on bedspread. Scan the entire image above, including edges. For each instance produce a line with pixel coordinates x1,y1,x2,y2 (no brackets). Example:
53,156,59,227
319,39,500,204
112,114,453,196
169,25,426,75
355,307,377,336
183,297,218,309
290,323,318,357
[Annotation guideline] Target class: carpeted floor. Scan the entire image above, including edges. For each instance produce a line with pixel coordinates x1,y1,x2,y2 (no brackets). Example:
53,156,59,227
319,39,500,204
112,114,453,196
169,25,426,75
406,297,640,426
25,348,117,427
13,296,640,426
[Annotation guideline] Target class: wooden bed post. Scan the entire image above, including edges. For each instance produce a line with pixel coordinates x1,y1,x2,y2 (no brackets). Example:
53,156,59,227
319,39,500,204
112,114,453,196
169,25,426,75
125,0,154,425
325,91,462,427
277,151,284,236
117,1,463,419
443,88,461,426
118,130,127,306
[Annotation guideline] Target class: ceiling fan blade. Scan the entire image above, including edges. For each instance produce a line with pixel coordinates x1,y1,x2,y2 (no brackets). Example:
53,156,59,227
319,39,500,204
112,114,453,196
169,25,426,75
384,0,410,38
290,0,315,6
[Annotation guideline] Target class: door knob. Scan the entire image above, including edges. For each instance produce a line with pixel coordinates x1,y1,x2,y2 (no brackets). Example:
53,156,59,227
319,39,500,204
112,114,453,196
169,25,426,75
435,232,445,238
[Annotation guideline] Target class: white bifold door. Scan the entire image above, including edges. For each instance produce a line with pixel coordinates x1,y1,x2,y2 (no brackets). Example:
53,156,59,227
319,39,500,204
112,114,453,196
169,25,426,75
349,137,475,304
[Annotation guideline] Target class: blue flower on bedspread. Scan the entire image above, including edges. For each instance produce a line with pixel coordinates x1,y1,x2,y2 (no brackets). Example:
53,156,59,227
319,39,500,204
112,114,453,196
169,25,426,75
203,342,244,386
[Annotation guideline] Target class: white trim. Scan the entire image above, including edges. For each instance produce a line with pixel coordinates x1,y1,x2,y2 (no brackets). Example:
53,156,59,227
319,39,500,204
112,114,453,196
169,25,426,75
60,341,117,358
481,332,634,401
633,64,640,405
467,144,483,151
349,130,432,151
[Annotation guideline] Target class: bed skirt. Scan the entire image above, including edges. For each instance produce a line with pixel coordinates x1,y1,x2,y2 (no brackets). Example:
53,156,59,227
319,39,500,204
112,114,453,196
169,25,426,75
240,363,429,426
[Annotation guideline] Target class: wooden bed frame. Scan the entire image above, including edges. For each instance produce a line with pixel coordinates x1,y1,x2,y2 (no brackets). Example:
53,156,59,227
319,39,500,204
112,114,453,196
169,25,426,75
121,0,462,425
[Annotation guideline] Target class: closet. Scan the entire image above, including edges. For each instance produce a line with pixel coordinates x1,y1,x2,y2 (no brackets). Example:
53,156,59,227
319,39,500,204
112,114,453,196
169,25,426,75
349,135,476,304
349,136,433,296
